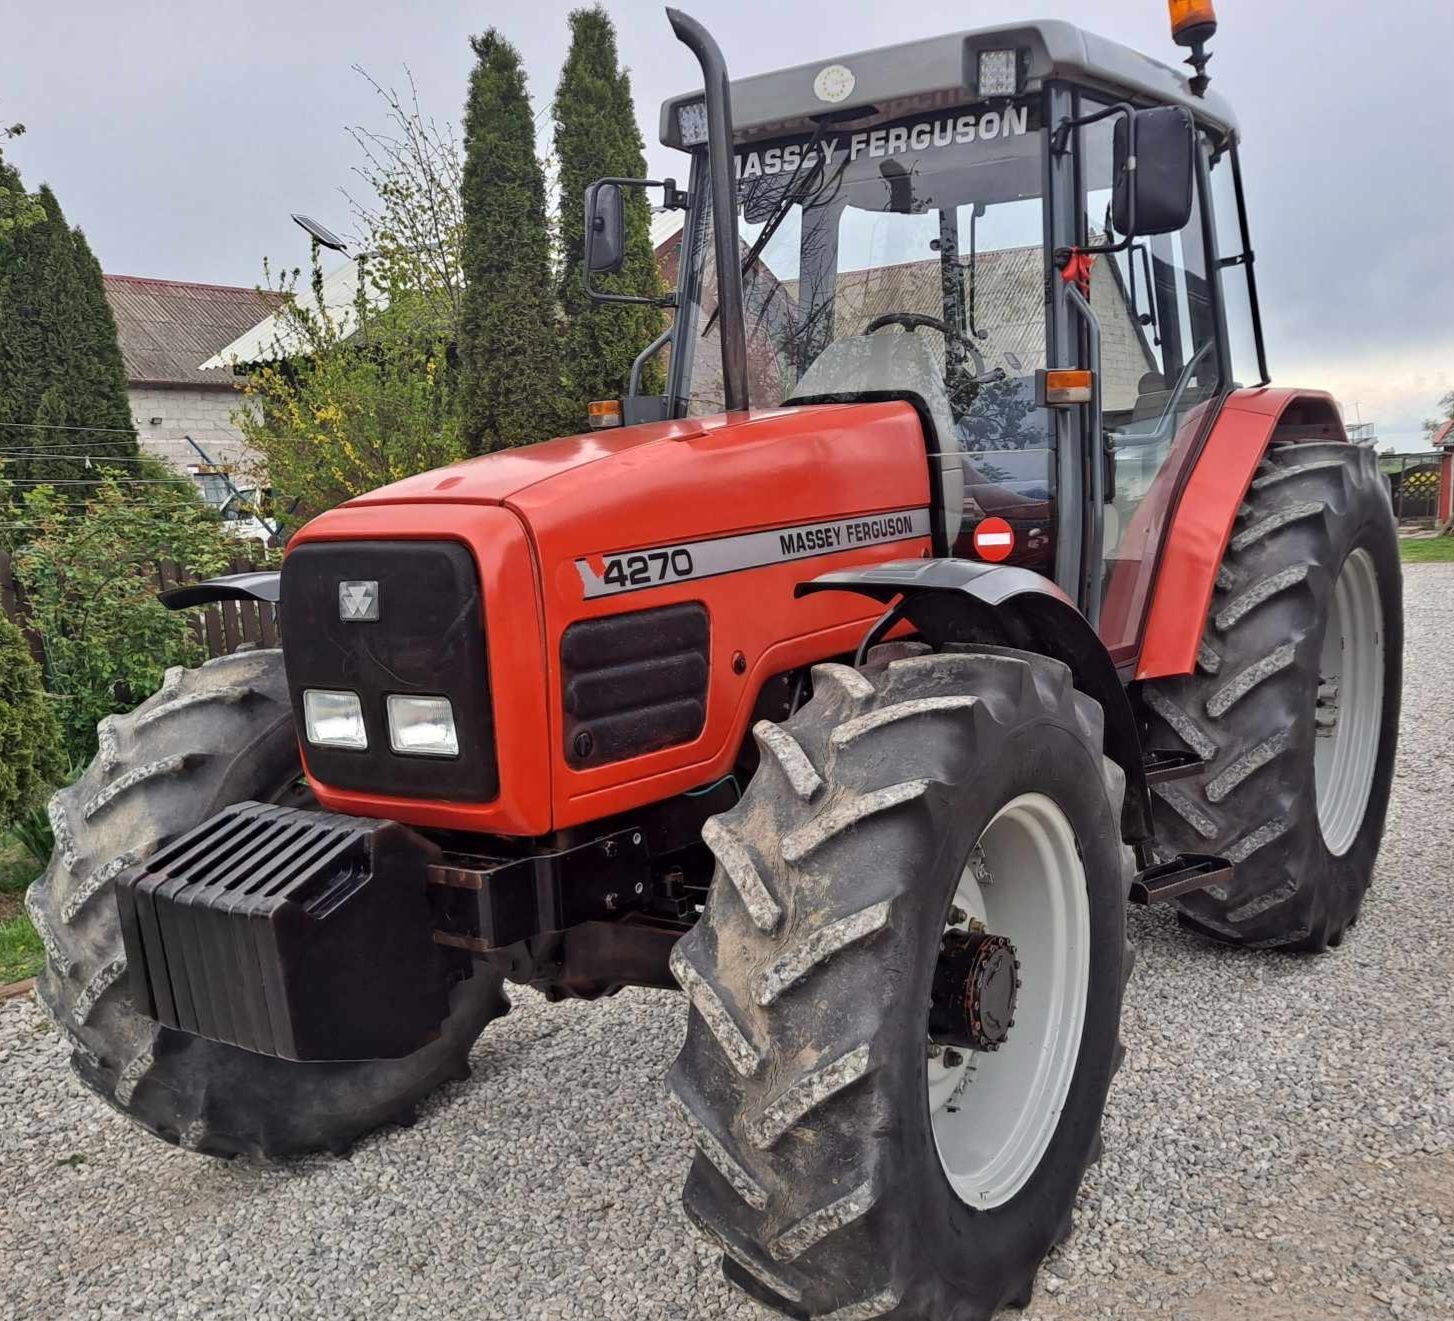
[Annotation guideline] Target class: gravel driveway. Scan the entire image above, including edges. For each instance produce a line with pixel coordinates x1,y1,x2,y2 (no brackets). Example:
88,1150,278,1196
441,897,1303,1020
3,565,1451,1321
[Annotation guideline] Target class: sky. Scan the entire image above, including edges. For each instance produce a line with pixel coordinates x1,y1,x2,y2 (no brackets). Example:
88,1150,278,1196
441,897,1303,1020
3,0,1451,448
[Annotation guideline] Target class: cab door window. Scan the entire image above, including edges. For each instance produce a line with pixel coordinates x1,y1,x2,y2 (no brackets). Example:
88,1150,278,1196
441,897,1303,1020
1078,103,1224,656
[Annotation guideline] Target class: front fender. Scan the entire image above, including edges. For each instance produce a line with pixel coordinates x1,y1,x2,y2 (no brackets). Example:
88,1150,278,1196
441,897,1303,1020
798,559,1152,843
158,570,281,611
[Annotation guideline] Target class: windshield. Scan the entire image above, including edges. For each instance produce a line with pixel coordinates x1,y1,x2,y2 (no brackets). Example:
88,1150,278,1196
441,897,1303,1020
677,99,1052,454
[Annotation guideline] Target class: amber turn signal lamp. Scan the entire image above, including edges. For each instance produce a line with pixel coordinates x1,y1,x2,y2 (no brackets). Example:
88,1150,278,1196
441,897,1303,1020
588,400,623,430
1040,369,1095,407
1169,0,1217,46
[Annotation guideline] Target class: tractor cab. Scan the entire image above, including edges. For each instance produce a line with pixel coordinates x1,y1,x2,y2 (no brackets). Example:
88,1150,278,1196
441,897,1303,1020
594,16,1265,664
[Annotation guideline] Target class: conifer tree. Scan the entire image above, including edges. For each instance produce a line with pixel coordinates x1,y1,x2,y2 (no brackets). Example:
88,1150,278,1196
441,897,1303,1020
553,6,665,429
458,31,562,454
0,156,137,487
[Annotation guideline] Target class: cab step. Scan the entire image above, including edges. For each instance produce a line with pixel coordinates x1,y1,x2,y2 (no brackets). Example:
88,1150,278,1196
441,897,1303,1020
1142,749,1207,784
1130,854,1233,906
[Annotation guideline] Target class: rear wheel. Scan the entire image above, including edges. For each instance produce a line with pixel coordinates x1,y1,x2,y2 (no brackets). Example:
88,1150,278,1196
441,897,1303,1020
1141,441,1402,950
29,649,508,1157
668,648,1132,1320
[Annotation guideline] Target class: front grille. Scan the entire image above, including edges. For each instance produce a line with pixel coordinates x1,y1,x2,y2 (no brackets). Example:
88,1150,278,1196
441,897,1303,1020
562,602,710,768
115,802,449,1061
280,540,498,802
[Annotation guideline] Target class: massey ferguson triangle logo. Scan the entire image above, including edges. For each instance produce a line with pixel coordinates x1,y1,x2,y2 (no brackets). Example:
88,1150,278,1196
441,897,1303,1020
338,580,379,622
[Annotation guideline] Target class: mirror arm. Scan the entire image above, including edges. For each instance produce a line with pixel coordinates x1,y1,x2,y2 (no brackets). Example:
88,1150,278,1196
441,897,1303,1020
584,177,686,308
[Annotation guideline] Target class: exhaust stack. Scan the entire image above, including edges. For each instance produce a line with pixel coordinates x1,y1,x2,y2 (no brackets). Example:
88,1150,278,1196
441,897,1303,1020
666,8,750,413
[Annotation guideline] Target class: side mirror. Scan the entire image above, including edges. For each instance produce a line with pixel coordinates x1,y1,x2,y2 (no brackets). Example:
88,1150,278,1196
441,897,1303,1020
1113,106,1196,237
584,182,625,275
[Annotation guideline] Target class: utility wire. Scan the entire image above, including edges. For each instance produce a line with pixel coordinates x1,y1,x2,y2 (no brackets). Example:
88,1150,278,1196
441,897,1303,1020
0,436,189,450
1,479,207,487
0,421,143,435
0,452,196,466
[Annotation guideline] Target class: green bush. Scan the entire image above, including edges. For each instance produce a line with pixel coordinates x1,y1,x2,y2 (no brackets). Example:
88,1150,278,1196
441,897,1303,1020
12,471,243,764
0,610,63,835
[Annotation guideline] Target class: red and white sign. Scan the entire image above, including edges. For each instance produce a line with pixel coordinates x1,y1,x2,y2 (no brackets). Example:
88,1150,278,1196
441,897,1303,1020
971,517,1015,562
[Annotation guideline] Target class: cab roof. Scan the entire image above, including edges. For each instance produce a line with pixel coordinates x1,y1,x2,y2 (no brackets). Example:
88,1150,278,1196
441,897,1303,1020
660,19,1239,150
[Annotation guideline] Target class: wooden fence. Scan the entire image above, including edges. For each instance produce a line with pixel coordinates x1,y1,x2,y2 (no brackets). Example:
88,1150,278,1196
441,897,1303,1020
156,559,279,657
1381,454,1443,527
0,550,278,665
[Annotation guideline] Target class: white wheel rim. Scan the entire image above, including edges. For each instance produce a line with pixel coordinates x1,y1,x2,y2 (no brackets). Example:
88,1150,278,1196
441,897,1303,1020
1314,548,1384,857
928,793,1091,1209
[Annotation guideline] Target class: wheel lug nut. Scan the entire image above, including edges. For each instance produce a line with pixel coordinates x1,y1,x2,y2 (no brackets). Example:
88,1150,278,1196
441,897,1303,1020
947,906,968,926
943,1048,964,1068
927,1043,943,1060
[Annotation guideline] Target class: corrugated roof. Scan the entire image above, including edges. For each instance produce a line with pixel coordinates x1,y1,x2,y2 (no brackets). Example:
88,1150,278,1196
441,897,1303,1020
102,275,285,387
650,210,685,250
200,260,369,371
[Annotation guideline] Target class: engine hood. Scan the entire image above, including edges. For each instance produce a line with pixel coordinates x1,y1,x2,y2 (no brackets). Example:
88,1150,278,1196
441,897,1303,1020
287,400,937,838
338,404,937,565
311,402,942,619
343,414,724,509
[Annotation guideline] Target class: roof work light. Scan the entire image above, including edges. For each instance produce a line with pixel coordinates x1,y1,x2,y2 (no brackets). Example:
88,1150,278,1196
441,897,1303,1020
1167,0,1217,97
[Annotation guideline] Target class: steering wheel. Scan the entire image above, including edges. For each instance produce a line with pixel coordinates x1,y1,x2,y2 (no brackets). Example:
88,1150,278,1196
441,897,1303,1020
863,311,1002,392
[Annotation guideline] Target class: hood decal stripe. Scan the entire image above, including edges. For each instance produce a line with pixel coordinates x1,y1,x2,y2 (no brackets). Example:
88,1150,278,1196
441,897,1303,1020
575,507,931,598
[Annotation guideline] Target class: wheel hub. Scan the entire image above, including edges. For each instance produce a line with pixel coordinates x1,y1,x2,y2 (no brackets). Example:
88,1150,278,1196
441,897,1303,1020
929,927,1020,1052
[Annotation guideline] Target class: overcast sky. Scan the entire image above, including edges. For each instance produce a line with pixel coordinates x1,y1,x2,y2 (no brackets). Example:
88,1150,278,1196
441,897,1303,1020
4,0,1451,446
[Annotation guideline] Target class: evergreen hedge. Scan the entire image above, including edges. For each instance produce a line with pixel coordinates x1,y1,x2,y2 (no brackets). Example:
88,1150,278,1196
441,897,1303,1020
0,611,62,833
0,151,137,489
553,6,666,429
458,30,563,454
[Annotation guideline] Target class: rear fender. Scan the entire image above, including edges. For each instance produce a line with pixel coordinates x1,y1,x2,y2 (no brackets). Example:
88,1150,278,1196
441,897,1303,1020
1136,388,1347,680
798,559,1152,843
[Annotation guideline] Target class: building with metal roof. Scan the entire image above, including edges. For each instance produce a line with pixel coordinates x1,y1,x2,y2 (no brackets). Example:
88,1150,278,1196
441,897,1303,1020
102,274,285,508
199,259,366,371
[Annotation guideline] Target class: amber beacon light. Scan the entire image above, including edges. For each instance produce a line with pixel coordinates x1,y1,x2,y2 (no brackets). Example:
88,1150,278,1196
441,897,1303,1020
1168,0,1217,95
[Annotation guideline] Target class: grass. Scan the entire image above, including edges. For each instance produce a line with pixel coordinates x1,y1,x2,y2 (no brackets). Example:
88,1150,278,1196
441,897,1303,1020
0,911,43,985
0,834,43,984
1399,535,1454,563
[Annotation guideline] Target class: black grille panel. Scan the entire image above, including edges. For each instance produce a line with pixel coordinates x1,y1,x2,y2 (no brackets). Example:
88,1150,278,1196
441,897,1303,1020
280,540,497,802
562,603,710,768
115,802,449,1061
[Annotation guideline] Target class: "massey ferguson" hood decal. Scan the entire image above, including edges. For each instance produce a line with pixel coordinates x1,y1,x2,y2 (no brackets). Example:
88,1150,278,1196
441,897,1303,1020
574,507,931,599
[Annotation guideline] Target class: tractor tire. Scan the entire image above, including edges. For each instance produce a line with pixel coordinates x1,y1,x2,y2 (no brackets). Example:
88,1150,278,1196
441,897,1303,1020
1141,441,1402,951
28,649,508,1158
667,648,1133,1321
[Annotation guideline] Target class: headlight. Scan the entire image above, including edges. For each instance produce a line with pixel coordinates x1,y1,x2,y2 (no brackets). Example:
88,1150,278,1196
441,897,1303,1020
303,689,367,750
387,695,459,758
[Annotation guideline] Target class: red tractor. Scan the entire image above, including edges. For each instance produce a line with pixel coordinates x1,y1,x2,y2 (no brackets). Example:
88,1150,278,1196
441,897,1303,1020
33,5,1400,1317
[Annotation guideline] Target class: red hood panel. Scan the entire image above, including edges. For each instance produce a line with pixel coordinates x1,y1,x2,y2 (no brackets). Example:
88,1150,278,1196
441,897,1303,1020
343,415,717,507
287,401,935,837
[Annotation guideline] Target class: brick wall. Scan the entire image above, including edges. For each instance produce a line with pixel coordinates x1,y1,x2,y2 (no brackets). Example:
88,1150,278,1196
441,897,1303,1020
128,384,262,478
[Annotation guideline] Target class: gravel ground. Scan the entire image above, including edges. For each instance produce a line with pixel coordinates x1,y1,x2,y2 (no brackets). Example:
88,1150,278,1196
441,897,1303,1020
2,566,1452,1321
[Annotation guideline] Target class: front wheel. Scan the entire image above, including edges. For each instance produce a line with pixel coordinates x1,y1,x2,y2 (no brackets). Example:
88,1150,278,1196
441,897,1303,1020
668,648,1133,1320
29,649,508,1157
